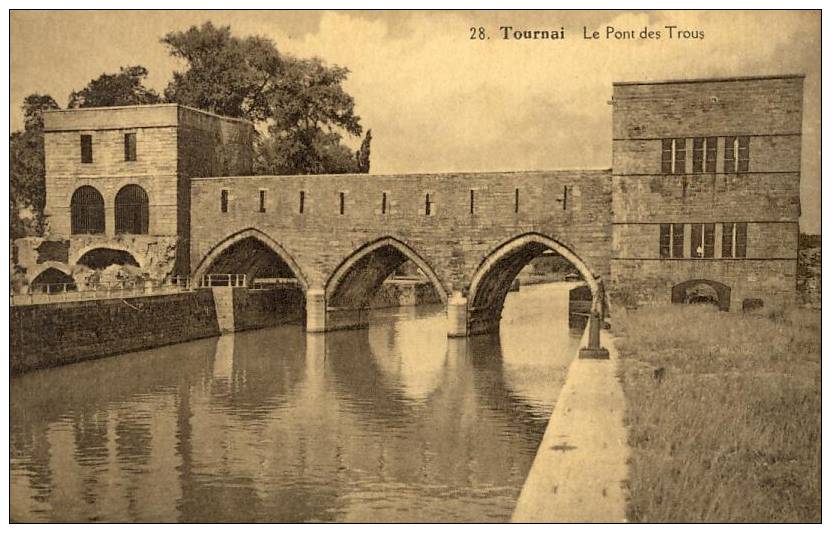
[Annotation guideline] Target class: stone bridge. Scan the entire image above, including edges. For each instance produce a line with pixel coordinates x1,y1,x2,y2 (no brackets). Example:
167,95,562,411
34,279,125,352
189,170,612,336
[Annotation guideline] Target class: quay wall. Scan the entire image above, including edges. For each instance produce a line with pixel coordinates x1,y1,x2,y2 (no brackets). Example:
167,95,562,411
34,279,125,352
10,280,445,374
10,290,220,374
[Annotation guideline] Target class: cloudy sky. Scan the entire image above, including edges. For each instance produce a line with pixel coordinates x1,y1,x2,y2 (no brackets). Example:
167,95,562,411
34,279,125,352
10,10,820,231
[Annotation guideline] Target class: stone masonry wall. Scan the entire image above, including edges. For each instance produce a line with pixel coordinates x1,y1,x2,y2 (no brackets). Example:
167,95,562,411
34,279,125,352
44,127,179,237
176,106,256,275
611,76,803,309
10,290,220,374
231,287,305,332
189,170,613,297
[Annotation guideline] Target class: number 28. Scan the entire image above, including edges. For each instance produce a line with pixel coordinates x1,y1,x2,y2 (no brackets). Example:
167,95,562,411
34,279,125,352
470,27,486,39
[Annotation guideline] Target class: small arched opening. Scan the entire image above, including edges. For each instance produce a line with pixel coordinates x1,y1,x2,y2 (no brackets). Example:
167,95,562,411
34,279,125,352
115,184,149,235
671,279,731,311
70,185,105,235
30,267,77,294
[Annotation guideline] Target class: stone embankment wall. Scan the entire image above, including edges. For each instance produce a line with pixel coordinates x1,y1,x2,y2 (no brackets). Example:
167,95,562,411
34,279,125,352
11,290,220,374
10,280,440,374
231,287,305,331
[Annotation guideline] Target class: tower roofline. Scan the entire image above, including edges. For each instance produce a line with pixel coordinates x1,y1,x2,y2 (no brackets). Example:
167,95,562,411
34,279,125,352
42,102,254,132
613,73,805,87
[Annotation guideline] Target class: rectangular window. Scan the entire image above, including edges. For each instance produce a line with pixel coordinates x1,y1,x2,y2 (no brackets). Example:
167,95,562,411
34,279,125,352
692,138,704,173
724,136,736,173
722,222,748,258
381,192,387,215
674,138,685,174
659,224,671,258
221,189,229,213
722,222,734,258
735,222,748,258
425,193,433,216
469,189,475,214
299,191,305,214
692,137,717,173
690,223,702,258
124,133,137,162
514,188,520,213
690,223,715,258
80,134,93,163
724,136,750,173
339,192,345,215
703,223,715,258
661,139,673,174
672,223,684,258
259,189,266,213
737,136,750,172
661,138,685,174
705,136,717,173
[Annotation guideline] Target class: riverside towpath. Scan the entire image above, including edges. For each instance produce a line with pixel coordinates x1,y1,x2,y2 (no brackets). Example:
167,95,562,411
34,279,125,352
512,329,629,522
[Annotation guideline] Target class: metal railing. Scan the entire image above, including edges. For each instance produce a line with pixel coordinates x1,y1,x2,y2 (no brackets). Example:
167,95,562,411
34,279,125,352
11,275,192,306
197,273,247,288
248,277,300,290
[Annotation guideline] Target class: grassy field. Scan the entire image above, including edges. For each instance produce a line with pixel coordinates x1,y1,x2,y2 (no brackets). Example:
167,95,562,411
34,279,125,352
613,304,820,522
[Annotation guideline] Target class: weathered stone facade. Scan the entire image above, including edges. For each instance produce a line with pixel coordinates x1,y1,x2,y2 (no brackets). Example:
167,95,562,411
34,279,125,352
189,170,612,333
19,104,255,290
610,75,803,311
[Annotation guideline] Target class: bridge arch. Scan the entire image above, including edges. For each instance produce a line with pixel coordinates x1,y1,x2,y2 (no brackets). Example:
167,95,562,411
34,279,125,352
466,232,600,335
192,228,309,291
325,237,449,309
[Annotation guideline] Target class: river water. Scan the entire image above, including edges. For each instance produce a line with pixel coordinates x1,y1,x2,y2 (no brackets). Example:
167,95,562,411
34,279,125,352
11,282,583,522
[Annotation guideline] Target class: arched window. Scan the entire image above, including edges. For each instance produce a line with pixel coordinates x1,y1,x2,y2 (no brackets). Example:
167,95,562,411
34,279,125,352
70,186,105,234
115,184,149,235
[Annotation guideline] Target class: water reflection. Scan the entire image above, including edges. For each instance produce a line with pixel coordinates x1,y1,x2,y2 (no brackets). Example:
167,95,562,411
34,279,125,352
11,283,582,522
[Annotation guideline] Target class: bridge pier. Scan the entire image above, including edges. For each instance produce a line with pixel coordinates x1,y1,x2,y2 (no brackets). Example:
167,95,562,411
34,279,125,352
305,289,327,333
447,292,468,337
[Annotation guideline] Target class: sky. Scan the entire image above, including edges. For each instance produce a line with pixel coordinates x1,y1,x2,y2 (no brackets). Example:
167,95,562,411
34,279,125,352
10,10,821,232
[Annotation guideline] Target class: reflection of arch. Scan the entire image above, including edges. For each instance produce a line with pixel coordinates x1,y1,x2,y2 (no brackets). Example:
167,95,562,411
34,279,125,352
192,228,308,290
70,185,105,234
76,247,140,270
31,266,77,293
468,233,599,311
325,237,449,309
671,279,731,311
115,184,149,235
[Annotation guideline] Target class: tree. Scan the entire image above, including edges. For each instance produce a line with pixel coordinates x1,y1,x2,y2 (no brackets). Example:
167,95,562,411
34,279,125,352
23,94,59,131
68,65,161,108
356,129,372,173
11,94,60,238
163,23,371,174
162,22,281,121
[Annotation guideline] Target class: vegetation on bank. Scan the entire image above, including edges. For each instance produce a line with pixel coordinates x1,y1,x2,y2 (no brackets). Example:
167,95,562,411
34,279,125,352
613,304,820,522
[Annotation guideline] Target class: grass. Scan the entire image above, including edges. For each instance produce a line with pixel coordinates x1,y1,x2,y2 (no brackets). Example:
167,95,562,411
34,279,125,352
613,304,820,522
